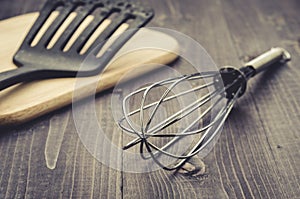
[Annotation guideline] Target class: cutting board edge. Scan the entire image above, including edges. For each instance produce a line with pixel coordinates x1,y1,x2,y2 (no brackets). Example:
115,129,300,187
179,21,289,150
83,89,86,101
0,51,179,126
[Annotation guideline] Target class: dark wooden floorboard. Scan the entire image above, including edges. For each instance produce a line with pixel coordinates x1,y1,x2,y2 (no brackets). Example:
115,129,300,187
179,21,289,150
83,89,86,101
0,0,299,198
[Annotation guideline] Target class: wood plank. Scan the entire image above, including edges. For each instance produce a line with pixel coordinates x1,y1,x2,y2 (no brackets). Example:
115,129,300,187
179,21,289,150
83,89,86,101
122,0,300,198
221,0,300,198
0,0,299,198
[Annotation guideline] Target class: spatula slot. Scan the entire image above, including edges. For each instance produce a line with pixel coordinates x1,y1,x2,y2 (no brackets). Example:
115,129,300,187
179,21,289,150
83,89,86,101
30,10,61,47
46,11,78,49
30,4,78,48
7,0,154,87
92,14,137,58
45,3,95,50
76,10,121,54
62,14,95,52
48,5,102,52
92,12,146,58
95,22,129,58
79,19,111,55
82,12,134,55
28,0,153,55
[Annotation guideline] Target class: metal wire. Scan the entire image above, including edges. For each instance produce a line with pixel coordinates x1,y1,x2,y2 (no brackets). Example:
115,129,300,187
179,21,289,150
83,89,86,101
116,47,291,170
118,71,244,170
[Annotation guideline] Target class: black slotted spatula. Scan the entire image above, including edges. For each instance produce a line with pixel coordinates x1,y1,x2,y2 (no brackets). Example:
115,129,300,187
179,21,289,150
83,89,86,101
0,0,153,91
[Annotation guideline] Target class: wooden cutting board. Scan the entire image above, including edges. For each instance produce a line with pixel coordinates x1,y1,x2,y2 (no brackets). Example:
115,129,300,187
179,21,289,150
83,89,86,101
0,12,179,126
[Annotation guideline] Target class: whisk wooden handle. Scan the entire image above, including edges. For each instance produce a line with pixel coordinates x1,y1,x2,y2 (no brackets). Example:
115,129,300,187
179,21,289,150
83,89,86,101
245,47,291,75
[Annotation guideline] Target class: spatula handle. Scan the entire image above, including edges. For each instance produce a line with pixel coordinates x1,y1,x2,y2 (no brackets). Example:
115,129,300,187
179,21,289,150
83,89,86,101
0,67,39,91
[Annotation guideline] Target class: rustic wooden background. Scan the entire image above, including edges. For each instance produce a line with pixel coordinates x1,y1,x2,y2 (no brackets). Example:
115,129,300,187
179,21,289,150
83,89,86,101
0,0,299,198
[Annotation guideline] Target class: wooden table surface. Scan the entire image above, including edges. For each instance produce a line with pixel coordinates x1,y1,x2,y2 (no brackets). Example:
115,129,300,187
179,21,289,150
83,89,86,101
0,0,299,198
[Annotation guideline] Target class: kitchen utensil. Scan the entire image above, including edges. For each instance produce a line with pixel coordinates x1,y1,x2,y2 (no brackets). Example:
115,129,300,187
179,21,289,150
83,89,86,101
0,13,179,126
0,0,153,91
118,47,291,170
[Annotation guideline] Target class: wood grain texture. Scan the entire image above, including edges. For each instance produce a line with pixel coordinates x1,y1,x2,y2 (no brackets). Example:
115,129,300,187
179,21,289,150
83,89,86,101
0,13,179,125
0,0,299,198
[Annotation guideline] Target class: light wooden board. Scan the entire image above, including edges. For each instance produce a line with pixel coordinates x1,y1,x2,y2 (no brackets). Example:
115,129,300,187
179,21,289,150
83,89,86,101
0,12,179,125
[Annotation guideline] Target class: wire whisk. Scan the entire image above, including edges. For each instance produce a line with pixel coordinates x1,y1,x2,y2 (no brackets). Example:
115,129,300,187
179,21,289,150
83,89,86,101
118,47,291,170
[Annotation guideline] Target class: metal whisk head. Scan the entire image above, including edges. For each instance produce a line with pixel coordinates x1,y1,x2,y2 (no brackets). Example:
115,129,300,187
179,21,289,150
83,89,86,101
118,47,291,170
